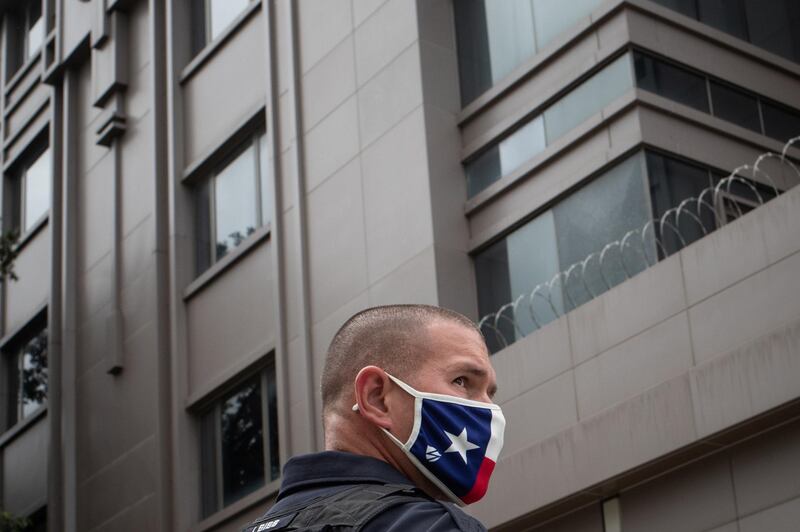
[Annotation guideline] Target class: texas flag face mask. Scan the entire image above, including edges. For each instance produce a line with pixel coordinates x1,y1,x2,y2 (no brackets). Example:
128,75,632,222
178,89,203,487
357,373,505,506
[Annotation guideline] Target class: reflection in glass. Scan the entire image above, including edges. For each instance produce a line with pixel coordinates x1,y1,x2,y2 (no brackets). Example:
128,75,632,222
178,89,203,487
709,81,760,133
221,378,264,507
7,328,48,427
543,53,633,143
646,152,714,257
532,0,604,51
24,148,52,232
762,102,800,142
634,52,710,113
266,367,280,481
466,54,633,198
652,0,800,63
214,144,258,261
454,0,604,105
27,0,44,61
258,133,274,233
208,0,250,41
554,153,651,306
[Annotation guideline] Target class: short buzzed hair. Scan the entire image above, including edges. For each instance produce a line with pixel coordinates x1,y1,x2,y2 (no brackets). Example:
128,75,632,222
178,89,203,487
320,304,481,417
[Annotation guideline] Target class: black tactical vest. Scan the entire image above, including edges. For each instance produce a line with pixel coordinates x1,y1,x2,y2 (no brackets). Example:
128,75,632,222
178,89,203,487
241,483,484,532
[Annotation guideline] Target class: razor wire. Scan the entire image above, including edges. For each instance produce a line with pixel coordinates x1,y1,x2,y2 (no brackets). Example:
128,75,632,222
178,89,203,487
479,136,800,351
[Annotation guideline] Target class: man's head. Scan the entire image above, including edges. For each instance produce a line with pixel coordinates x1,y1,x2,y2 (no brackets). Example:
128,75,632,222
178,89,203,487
320,304,498,500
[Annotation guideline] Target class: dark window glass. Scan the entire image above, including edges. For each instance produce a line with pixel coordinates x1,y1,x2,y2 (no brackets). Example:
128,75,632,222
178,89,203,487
654,0,698,18
697,0,749,40
654,0,800,64
709,81,761,133
466,146,502,199
221,377,264,506
201,365,279,517
762,101,800,142
474,238,513,354
634,53,710,113
6,327,48,428
744,0,800,62
646,152,714,257
453,0,494,106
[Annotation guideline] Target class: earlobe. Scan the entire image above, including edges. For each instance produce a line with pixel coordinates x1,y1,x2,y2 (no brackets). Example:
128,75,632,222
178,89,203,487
353,366,393,431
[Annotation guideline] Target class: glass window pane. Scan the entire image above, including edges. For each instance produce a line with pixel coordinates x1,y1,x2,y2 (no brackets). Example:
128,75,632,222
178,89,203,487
646,152,714,257
266,365,280,481
258,132,273,229
544,53,634,144
531,0,604,51
24,148,51,232
651,0,698,18
6,352,20,428
744,0,800,62
466,146,502,199
506,210,563,332
200,411,218,517
634,53,710,113
466,114,546,199
214,144,258,261
709,81,761,133
697,0,748,40
474,237,513,353
221,378,264,506
20,329,47,419
554,152,652,303
499,116,546,178
195,179,212,274
27,15,44,60
208,0,250,41
484,0,536,84
453,0,496,105
762,101,800,143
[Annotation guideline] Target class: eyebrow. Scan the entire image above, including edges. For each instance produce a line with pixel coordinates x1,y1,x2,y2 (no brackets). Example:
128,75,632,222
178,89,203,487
453,365,499,398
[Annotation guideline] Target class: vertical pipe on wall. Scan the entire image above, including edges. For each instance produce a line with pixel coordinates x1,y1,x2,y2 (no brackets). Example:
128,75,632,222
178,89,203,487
46,68,64,532
262,0,293,462
149,0,174,529
60,67,78,532
286,0,318,452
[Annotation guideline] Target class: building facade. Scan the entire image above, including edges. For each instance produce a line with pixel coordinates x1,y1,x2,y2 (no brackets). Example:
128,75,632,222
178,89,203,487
0,1,799,531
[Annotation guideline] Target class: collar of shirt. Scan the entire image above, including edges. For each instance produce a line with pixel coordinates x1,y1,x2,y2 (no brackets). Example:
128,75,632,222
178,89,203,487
276,450,414,501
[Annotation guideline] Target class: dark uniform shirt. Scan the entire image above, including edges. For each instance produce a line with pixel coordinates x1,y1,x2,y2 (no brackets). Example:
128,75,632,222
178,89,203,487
257,450,487,531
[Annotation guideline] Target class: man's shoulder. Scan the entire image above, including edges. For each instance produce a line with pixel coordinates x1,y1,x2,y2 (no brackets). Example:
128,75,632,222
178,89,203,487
246,483,485,532
362,495,487,532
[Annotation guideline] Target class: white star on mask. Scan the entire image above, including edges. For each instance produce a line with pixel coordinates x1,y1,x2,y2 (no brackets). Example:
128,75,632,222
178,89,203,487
444,427,480,464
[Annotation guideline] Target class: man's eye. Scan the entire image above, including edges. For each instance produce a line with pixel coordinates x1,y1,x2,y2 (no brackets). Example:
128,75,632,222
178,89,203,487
453,376,466,387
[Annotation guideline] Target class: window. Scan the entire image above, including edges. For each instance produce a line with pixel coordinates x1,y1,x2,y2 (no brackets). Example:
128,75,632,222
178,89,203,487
474,150,777,352
454,0,605,105
5,324,47,429
475,153,651,351
633,53,709,113
652,0,800,63
194,131,272,275
634,51,800,143
191,0,253,57
6,145,52,236
6,1,45,79
465,53,633,198
200,364,279,517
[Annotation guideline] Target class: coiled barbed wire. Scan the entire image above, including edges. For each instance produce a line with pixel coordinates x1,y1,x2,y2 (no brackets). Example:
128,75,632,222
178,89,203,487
479,137,800,351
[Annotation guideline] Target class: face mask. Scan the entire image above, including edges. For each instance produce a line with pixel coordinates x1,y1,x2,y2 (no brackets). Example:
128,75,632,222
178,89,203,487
355,373,505,506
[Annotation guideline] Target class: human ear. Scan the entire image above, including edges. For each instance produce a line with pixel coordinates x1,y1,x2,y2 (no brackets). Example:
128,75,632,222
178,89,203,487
353,366,393,431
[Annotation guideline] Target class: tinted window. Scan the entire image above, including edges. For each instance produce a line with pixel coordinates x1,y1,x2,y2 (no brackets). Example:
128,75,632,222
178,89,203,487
697,0,748,40
220,378,264,506
762,101,800,142
709,81,761,133
634,53,710,113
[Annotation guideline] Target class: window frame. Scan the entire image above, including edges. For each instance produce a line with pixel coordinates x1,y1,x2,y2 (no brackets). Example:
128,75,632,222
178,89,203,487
4,136,52,241
199,362,279,519
2,312,48,432
5,0,45,80
195,129,270,276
